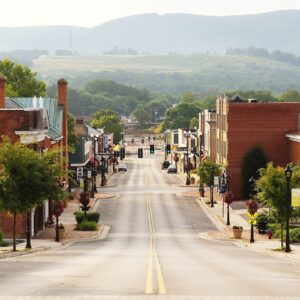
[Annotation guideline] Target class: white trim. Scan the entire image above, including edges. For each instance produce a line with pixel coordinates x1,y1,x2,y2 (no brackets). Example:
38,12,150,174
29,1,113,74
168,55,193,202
286,133,300,143
15,130,47,144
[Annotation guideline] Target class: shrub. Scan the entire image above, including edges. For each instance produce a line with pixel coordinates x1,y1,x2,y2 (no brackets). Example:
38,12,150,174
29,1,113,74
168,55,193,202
290,228,300,243
0,229,3,241
87,212,100,223
0,240,9,247
74,212,100,224
74,212,85,224
76,221,97,231
256,213,268,227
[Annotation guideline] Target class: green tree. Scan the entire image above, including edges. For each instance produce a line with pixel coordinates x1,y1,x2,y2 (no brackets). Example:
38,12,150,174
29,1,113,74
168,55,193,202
241,145,267,199
163,102,200,130
256,163,300,249
198,160,222,204
67,113,77,152
197,160,222,187
132,107,151,128
0,59,46,97
189,117,199,129
90,109,123,144
278,90,300,102
0,137,64,251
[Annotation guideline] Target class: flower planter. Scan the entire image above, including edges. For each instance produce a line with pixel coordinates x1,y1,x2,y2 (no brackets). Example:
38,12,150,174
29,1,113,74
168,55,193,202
59,228,66,239
233,228,243,239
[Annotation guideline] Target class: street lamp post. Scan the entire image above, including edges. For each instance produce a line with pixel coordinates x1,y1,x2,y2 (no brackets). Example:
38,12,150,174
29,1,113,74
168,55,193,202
284,165,293,253
184,130,191,185
90,134,99,198
248,176,257,243
226,172,231,225
210,166,215,207
101,157,106,187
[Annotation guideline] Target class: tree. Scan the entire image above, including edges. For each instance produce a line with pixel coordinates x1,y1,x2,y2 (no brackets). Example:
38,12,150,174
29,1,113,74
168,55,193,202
132,107,151,128
90,109,123,144
189,117,199,129
197,160,222,187
67,113,77,152
278,90,300,102
256,163,300,249
163,102,200,130
241,145,267,199
198,160,222,205
0,59,46,97
0,137,64,251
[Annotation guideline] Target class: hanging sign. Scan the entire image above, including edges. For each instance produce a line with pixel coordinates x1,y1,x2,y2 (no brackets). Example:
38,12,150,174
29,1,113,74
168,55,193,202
292,189,300,207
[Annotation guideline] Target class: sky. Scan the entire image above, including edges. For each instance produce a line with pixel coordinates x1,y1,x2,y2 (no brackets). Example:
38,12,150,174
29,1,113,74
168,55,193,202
2,0,300,27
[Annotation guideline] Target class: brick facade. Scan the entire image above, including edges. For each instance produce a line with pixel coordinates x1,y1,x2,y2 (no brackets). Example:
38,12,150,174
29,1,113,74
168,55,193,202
216,95,300,199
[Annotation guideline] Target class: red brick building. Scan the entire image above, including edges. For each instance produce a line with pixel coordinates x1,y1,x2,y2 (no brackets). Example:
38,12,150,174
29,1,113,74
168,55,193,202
0,76,68,238
216,94,300,199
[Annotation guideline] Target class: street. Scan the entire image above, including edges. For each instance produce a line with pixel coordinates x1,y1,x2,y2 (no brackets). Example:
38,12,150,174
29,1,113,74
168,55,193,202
0,154,300,299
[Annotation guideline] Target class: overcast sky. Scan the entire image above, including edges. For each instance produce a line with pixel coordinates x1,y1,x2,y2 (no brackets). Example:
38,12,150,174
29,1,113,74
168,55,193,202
2,0,300,27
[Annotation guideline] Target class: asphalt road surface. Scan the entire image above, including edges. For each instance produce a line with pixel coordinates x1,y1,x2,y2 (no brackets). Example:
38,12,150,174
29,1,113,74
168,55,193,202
0,154,300,300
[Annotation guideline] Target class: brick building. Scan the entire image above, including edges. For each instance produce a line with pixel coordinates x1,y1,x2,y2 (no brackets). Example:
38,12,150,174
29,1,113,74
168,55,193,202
216,94,300,199
0,77,68,238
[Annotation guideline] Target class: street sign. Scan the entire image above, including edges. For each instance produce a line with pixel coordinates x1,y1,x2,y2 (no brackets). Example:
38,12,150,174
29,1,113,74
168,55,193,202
292,189,300,207
87,171,92,178
214,176,219,186
247,212,258,219
248,219,257,225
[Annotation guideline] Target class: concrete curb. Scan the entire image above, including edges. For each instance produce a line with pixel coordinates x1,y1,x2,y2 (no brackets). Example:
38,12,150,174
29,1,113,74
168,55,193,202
196,198,226,232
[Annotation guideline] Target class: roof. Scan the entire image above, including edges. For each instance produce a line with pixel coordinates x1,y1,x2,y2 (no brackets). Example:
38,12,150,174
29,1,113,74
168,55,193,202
7,97,63,141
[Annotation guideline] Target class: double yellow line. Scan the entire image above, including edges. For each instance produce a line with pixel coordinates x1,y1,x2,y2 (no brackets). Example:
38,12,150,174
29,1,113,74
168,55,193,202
145,173,167,295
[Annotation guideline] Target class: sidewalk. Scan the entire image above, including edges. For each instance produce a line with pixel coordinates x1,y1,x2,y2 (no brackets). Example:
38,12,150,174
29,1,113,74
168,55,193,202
183,187,300,262
0,179,114,259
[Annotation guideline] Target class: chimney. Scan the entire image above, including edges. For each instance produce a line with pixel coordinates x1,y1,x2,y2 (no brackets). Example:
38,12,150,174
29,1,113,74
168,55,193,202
57,78,68,174
0,76,6,109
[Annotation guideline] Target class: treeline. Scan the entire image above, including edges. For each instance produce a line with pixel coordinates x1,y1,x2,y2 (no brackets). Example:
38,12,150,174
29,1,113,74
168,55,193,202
227,47,300,66
46,79,176,119
0,49,48,67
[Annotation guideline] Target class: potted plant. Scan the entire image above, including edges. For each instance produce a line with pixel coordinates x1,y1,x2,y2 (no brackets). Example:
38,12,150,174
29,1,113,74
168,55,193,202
232,225,243,239
59,223,66,239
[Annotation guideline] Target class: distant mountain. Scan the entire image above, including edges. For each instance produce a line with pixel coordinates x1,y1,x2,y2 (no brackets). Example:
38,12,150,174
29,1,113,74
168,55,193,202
1,10,300,54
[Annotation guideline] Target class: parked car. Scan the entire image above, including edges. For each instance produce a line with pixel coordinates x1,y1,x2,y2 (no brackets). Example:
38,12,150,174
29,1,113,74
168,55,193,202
167,165,177,174
161,160,170,169
118,163,127,172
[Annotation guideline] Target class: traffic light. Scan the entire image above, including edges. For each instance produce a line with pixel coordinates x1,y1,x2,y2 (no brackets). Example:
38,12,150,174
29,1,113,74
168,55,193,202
166,144,171,154
138,148,143,158
191,147,197,154
141,138,144,144
132,138,134,144
150,144,154,154
148,136,151,141
153,136,156,141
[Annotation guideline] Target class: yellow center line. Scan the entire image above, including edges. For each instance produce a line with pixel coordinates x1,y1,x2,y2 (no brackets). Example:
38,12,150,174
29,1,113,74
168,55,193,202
145,172,167,295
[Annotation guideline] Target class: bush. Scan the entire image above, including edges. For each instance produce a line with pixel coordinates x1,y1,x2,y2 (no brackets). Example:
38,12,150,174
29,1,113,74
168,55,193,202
268,223,281,232
0,240,9,247
0,229,3,241
74,212,85,224
76,221,98,231
290,228,300,243
74,211,100,224
87,212,100,223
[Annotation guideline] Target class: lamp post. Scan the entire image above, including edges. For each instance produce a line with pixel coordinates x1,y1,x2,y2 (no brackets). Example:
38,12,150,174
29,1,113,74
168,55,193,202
284,165,293,253
164,130,169,160
248,176,257,243
210,165,215,207
101,156,106,187
226,172,231,225
90,134,99,198
184,130,191,185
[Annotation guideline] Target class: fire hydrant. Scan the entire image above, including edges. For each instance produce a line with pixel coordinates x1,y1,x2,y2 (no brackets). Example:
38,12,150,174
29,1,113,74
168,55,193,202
267,229,273,239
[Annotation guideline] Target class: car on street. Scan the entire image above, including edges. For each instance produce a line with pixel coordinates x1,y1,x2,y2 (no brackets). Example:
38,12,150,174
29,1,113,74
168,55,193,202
161,160,170,169
118,163,127,172
167,165,177,174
